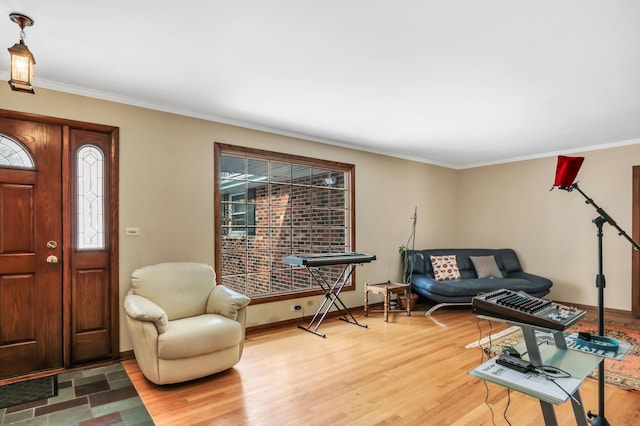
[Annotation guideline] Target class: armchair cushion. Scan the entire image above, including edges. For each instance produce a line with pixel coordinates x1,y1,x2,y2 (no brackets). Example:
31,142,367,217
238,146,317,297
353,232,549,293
206,285,251,320
158,314,242,360
124,294,169,334
130,262,216,320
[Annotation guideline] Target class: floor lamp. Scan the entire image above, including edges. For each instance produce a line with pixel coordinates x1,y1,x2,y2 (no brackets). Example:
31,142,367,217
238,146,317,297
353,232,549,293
552,155,640,426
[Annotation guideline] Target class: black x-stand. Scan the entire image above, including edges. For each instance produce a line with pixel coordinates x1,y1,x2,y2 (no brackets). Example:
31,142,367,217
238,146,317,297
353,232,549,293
561,183,640,426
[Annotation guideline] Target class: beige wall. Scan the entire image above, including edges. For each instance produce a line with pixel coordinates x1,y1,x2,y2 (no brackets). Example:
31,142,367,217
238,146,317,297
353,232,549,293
0,86,457,351
457,144,640,311
0,85,637,353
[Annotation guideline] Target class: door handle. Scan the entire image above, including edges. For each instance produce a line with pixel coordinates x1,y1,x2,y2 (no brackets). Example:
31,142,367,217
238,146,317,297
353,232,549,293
47,255,59,264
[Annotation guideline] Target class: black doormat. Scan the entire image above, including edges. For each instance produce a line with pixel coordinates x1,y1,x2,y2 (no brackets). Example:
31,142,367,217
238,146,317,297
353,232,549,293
0,375,58,409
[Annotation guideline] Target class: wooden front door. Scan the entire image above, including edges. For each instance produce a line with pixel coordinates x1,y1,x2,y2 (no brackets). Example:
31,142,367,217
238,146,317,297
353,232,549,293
0,117,63,378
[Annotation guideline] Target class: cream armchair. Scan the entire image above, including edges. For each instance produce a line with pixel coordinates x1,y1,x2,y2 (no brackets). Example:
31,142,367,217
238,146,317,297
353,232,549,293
124,262,251,385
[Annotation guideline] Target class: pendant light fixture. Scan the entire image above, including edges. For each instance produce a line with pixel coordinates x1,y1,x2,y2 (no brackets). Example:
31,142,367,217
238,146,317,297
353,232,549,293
7,13,36,94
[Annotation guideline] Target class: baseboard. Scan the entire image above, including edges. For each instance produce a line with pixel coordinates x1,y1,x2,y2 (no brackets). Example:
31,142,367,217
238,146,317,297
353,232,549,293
119,350,135,360
555,300,635,320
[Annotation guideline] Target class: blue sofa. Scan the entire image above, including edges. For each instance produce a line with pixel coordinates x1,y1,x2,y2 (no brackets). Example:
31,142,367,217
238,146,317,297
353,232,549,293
405,248,553,315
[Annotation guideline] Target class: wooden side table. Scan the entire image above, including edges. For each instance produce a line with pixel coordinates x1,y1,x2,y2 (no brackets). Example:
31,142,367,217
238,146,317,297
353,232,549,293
364,281,411,322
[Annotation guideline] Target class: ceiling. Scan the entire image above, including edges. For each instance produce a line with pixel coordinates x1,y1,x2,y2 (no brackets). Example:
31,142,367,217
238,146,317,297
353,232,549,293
0,1,638,169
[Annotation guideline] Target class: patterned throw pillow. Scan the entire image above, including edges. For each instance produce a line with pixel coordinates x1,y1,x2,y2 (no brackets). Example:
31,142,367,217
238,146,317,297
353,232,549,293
430,255,461,281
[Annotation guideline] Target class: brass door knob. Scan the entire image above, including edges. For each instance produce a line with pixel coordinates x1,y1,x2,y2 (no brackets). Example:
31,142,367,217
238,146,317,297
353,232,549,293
47,255,59,264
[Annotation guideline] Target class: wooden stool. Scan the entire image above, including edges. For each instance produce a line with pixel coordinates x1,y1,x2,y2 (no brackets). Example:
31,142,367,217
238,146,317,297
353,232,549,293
364,281,411,322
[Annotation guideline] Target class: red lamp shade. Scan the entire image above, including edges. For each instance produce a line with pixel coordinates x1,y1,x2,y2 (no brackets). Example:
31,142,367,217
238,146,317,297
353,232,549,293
553,155,584,188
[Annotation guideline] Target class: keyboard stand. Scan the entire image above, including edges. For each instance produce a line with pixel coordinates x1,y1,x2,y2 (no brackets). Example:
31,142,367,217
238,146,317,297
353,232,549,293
298,263,368,338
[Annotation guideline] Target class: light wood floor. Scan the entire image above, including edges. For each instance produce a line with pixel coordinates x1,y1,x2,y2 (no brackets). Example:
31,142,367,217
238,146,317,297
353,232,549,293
123,308,640,425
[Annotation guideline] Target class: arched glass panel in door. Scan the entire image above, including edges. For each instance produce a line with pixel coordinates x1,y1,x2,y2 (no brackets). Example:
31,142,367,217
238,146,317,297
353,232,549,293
0,134,35,169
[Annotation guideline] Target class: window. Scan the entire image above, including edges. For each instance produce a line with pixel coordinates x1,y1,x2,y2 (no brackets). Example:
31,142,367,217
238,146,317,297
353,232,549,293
76,145,105,250
0,134,35,169
215,143,355,301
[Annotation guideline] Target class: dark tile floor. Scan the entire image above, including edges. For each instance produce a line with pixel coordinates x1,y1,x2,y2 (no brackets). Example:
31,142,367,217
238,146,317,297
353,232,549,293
0,363,153,425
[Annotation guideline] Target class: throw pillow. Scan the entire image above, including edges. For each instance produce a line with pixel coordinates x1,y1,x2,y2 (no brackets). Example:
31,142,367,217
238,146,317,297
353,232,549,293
430,255,461,281
470,255,504,279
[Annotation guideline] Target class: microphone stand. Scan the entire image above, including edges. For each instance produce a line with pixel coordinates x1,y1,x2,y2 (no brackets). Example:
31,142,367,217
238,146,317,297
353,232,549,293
560,183,640,426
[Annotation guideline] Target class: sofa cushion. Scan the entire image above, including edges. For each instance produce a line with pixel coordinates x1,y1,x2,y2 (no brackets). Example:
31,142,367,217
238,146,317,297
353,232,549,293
430,255,461,281
412,276,542,298
470,255,503,279
158,314,242,360
131,262,216,321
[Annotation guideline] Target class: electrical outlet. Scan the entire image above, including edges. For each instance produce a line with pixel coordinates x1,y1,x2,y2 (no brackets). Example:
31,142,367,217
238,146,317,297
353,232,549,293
291,304,302,311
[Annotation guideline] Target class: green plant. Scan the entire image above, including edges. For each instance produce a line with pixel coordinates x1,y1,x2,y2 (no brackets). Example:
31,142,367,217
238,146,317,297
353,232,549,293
399,207,423,285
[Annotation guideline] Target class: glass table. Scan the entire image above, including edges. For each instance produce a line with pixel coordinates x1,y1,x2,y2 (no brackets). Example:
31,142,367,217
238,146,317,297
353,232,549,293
469,316,603,426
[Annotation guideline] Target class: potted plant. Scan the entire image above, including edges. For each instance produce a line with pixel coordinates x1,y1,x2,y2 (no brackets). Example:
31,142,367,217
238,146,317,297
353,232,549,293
397,207,422,310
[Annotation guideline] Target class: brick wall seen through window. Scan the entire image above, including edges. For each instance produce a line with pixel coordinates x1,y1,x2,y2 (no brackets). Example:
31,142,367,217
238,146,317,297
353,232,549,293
215,143,355,301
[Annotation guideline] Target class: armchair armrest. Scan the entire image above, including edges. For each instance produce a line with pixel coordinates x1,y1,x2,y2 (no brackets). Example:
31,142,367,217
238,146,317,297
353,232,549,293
206,285,251,320
124,294,169,333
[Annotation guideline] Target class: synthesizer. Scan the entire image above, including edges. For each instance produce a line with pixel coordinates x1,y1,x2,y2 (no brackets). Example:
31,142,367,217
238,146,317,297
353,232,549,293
471,289,585,331
283,252,376,267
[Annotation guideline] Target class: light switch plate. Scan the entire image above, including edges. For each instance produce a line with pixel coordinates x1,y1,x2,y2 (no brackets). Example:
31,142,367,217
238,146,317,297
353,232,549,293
126,227,140,236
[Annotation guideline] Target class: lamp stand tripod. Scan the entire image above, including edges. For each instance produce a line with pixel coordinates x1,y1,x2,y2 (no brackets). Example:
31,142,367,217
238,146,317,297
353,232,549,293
562,183,640,426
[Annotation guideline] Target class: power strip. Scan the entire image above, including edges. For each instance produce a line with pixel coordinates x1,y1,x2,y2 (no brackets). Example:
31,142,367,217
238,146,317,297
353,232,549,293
495,354,534,374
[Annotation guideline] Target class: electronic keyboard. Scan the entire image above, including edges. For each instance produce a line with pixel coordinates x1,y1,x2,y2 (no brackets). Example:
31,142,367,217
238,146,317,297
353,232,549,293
283,252,376,267
472,289,585,331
